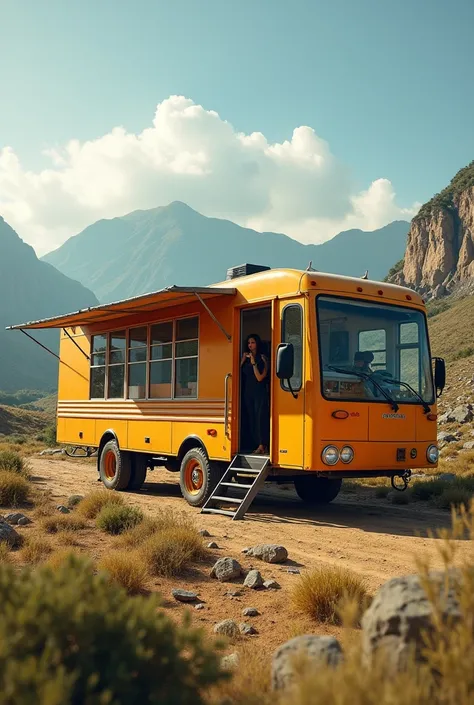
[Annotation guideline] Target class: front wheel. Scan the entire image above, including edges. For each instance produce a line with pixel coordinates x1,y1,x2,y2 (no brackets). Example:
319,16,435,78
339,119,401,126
99,440,131,490
294,476,342,505
179,448,221,507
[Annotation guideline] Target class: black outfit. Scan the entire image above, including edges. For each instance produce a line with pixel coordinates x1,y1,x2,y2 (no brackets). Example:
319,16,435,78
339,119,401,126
241,356,270,449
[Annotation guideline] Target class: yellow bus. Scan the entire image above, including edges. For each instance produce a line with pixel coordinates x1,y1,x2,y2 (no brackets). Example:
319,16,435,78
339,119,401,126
9,264,446,519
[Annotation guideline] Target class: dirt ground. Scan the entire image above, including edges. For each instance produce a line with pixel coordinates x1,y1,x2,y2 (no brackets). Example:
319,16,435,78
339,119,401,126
20,456,472,659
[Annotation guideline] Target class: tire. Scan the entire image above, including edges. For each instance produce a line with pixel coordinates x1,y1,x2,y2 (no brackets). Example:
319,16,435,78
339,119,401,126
99,439,132,491
127,453,148,491
179,447,221,508
294,476,342,505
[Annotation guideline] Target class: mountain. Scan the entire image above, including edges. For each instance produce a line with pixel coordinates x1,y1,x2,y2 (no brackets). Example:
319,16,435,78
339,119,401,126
42,202,409,303
0,217,99,392
389,161,474,299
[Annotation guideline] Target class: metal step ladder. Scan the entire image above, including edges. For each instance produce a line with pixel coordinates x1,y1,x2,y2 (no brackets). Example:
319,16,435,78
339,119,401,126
201,453,270,520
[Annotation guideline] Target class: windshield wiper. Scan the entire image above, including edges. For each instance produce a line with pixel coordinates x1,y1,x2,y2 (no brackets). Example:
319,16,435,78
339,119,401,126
376,376,431,414
326,365,400,412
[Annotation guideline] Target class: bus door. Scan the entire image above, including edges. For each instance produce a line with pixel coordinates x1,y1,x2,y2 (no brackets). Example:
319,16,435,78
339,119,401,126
272,298,305,468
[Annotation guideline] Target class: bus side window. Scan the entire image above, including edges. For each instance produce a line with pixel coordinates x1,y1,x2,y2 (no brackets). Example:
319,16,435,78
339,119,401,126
281,305,303,392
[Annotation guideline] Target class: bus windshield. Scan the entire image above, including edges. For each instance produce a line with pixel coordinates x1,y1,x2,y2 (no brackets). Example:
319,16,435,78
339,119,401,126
316,295,434,405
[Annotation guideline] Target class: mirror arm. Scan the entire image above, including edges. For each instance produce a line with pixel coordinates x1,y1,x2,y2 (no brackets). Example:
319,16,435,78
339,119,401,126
287,378,298,399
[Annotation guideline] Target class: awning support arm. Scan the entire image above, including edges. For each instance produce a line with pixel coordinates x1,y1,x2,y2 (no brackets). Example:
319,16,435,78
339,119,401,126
64,328,90,360
19,329,61,361
194,293,231,341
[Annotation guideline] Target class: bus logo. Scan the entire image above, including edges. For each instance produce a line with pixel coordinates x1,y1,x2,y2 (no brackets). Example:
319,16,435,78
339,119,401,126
382,413,406,419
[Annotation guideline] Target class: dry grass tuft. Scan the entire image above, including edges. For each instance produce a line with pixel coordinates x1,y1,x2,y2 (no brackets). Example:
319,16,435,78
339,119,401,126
0,543,11,563
0,450,29,476
119,509,196,548
76,489,125,519
98,550,149,595
41,514,88,534
210,645,271,705
438,451,474,477
44,548,88,570
21,535,53,564
141,525,209,577
56,530,81,547
292,566,369,624
32,493,57,519
96,504,144,535
0,470,30,507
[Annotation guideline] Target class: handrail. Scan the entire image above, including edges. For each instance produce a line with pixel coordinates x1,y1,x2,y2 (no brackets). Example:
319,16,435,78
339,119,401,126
224,373,232,438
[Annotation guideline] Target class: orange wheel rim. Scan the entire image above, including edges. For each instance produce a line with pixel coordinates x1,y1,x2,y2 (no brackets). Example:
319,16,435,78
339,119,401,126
104,450,117,479
184,458,204,495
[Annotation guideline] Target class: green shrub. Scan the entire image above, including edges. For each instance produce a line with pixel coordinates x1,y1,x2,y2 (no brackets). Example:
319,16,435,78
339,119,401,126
411,479,450,501
0,555,224,704
435,487,473,511
76,490,124,519
375,486,391,499
96,505,144,535
0,450,27,475
389,490,410,505
36,424,58,447
0,470,29,507
41,514,87,534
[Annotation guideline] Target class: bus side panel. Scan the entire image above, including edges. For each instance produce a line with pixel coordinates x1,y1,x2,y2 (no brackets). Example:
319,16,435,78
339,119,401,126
57,329,90,401
171,421,229,461
128,420,172,454
95,420,128,449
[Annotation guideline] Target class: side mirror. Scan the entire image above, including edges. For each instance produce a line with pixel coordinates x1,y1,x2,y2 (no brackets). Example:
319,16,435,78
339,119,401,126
276,343,294,380
433,357,446,397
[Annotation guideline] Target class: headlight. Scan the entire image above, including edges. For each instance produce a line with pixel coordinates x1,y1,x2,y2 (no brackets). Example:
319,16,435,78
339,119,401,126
340,446,354,464
322,445,339,465
427,445,439,464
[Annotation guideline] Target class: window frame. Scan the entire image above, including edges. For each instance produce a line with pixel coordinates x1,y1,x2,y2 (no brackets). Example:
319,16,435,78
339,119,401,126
358,328,387,371
280,303,303,393
89,314,200,401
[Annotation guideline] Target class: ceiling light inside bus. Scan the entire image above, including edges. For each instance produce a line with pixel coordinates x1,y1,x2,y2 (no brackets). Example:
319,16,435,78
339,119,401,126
427,445,439,464
322,446,339,465
340,446,354,464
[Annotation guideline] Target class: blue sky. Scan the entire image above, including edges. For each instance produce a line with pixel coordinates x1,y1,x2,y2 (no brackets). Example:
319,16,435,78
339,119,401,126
1,0,473,253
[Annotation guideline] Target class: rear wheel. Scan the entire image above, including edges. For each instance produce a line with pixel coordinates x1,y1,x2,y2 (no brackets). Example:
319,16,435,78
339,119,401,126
127,453,148,491
294,476,342,505
179,448,221,507
99,440,131,490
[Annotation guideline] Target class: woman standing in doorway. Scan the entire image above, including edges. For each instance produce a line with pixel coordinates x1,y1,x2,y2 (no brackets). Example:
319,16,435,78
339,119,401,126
241,333,270,454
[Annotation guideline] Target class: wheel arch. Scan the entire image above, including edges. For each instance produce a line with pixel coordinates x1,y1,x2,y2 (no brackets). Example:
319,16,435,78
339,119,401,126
177,435,208,465
97,429,119,472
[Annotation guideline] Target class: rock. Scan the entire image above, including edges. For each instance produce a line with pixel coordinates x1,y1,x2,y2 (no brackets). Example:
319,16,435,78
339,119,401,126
239,622,257,635
221,653,240,669
440,405,474,425
210,557,242,582
287,567,300,574
241,547,250,553
67,494,84,507
214,619,240,638
463,441,474,450
226,590,242,597
244,569,264,589
199,529,211,537
361,571,462,671
439,473,456,482
4,512,28,525
0,521,21,548
207,541,219,549
246,544,288,564
17,516,32,526
57,505,70,514
438,431,457,445
264,579,281,589
195,603,205,610
242,607,260,617
272,635,343,690
172,589,198,603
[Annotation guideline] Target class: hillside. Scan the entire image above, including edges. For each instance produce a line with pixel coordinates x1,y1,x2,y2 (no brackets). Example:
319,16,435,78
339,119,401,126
42,202,409,302
389,161,474,299
0,217,99,392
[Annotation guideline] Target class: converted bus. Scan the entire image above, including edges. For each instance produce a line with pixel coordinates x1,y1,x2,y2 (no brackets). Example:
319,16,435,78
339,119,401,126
9,264,446,519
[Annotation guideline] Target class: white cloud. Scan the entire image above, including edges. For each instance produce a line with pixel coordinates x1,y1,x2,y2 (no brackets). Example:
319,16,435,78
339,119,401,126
0,95,418,255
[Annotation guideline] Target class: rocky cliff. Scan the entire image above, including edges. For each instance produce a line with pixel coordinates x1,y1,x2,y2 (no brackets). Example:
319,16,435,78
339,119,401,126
391,161,474,299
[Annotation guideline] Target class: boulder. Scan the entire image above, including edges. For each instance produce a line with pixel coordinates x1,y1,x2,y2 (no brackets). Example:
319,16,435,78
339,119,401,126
195,603,205,610
214,620,240,638
17,516,32,526
207,541,219,549
361,571,461,671
244,569,264,589
264,579,281,589
0,521,21,548
221,652,240,669
239,622,257,635
172,589,198,603
57,505,70,514
246,544,288,564
437,431,457,445
4,512,28,525
272,635,343,690
199,529,211,537
463,441,474,450
242,607,260,617
210,557,242,582
440,405,473,425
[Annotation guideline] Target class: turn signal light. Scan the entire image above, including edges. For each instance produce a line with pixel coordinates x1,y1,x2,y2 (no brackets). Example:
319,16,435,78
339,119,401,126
207,429,217,437
332,410,349,419
427,413,438,421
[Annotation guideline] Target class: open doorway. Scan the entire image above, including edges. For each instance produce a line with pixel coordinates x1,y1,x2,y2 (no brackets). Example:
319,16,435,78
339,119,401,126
239,306,272,454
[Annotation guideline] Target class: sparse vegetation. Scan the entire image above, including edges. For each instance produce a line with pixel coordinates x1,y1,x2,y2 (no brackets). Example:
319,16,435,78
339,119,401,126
0,554,224,703
0,544,11,563
99,550,149,595
411,477,474,504
292,566,369,625
0,470,30,507
41,514,88,534
21,535,53,564
384,258,404,282
375,485,391,499
427,298,452,318
435,487,473,511
453,346,474,361
141,526,209,577
35,423,58,447
389,490,411,505
119,509,195,547
76,489,125,519
45,548,85,570
96,504,144,535
415,159,474,221
0,449,28,475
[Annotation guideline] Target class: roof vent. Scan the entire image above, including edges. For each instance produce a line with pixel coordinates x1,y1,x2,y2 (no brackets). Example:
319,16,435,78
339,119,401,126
226,263,271,280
